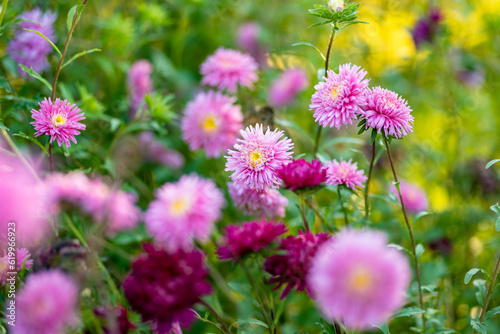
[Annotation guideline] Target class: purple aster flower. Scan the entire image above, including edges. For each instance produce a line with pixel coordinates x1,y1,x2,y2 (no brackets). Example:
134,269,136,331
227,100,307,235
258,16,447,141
360,87,414,139
269,68,309,107
308,229,411,331
216,219,287,262
0,248,34,284
145,174,225,253
182,91,243,158
7,8,57,75
389,181,428,214
228,182,288,218
412,8,443,48
225,124,294,192
31,98,86,147
310,63,369,129
128,59,153,118
14,270,79,334
123,244,211,333
325,158,367,190
236,22,267,68
200,47,258,93
277,159,327,191
265,231,330,299
138,132,185,169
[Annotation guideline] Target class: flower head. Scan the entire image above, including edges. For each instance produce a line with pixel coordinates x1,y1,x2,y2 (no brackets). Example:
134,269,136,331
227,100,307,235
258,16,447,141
0,248,34,284
310,63,369,130
7,8,57,74
31,98,86,147
216,219,287,262
225,124,294,191
412,8,443,47
265,231,330,299
123,244,211,333
269,69,309,107
128,59,153,118
201,47,258,93
389,181,428,214
107,190,142,236
236,22,267,67
145,174,225,252
360,87,414,139
327,0,345,12
182,91,243,158
325,158,367,190
278,159,327,191
138,132,185,169
308,229,411,330
228,182,288,218
14,270,79,334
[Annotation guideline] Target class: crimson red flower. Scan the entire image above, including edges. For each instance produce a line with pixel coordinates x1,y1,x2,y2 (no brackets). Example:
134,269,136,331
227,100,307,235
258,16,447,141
123,244,211,333
277,159,327,191
216,219,287,262
264,231,330,299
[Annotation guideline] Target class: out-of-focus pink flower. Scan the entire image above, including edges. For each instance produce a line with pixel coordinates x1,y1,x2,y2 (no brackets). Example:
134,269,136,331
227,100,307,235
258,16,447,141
128,60,153,118
182,91,243,158
200,47,258,93
225,124,294,192
325,158,367,190
269,69,309,107
138,132,184,169
236,22,268,68
145,174,225,252
389,181,428,213
277,159,327,191
308,229,411,331
228,182,288,218
107,190,142,236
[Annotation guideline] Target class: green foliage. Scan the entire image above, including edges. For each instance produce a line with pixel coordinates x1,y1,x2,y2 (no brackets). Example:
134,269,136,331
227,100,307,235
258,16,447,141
308,2,367,29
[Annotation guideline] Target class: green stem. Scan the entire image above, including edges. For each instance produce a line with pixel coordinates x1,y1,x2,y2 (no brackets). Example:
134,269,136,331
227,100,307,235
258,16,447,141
0,0,8,27
0,129,41,182
364,140,376,219
305,198,326,225
384,139,425,330
337,186,349,226
199,299,231,334
478,255,500,324
299,194,309,232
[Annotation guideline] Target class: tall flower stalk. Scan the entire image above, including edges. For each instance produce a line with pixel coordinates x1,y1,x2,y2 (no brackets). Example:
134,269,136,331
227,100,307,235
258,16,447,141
364,140,376,218
474,255,500,334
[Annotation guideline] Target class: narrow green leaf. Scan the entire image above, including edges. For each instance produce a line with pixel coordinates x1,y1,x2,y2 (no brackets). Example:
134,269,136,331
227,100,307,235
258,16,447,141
62,49,101,69
496,217,500,232
415,244,425,259
485,159,500,169
412,211,431,227
465,268,487,284
67,5,77,31
491,203,500,216
12,132,48,155
23,29,61,57
0,76,11,93
471,319,488,334
485,306,500,321
292,42,325,60
393,307,424,318
18,65,52,91
0,122,9,131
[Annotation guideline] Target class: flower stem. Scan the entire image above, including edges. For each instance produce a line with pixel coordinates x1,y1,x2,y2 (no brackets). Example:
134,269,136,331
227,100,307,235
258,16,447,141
337,186,349,226
299,194,310,231
364,140,376,219
477,255,500,327
241,261,273,332
199,299,231,334
313,25,337,155
0,0,8,27
0,129,41,181
384,139,425,330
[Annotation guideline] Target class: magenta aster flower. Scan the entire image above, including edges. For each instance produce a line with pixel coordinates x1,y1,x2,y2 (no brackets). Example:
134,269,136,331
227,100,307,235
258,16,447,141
31,98,86,147
277,159,327,191
200,47,258,93
308,229,411,331
14,270,79,334
0,248,34,284
265,231,330,299
225,124,294,191
123,244,211,333
182,91,243,158
7,8,57,74
389,181,428,214
360,87,414,139
138,132,185,169
228,182,288,218
325,158,367,190
216,219,287,261
269,68,309,107
310,63,369,129
145,174,225,252
128,60,153,118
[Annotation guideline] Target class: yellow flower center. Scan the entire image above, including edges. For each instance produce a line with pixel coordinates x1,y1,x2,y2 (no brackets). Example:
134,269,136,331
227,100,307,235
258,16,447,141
202,115,218,134
0,261,6,272
249,150,262,167
348,267,373,294
330,83,343,100
170,198,189,216
52,114,67,127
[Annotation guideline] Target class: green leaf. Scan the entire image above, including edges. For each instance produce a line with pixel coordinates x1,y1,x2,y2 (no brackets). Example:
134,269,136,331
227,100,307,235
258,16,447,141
491,203,500,217
465,268,489,284
485,306,500,321
67,5,85,32
412,211,431,227
370,128,377,144
393,307,424,318
62,49,101,69
23,29,61,57
292,42,325,60
474,279,487,306
0,76,11,93
235,319,269,329
18,65,52,92
0,123,9,131
373,324,390,334
12,132,48,155
415,244,425,259
471,320,488,334
485,159,500,169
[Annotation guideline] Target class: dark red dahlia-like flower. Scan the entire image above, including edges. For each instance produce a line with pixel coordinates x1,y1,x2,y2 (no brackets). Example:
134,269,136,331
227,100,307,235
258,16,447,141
122,244,211,333
277,159,327,191
216,219,287,262
264,231,330,299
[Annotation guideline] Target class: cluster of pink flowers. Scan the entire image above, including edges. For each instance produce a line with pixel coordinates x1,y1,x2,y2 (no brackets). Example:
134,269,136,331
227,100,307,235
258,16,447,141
228,182,288,218
389,181,429,213
278,159,327,191
325,158,368,190
128,59,154,118
269,68,309,107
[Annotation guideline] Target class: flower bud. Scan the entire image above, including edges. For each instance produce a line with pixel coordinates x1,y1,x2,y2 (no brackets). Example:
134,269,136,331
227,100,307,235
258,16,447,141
327,0,345,12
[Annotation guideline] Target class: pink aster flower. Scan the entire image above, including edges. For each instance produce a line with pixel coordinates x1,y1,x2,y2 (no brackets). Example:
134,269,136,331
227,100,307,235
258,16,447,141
225,124,294,191
236,22,267,68
216,219,287,262
360,87,414,138
228,182,288,218
308,229,411,331
145,174,225,252
107,190,142,236
14,270,79,334
325,158,367,190
7,8,57,75
265,231,330,299
31,98,86,147
310,63,369,129
128,59,153,118
277,159,327,191
123,244,211,333
182,91,243,158
0,248,34,285
138,132,185,169
200,47,258,93
269,68,309,107
389,181,428,214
